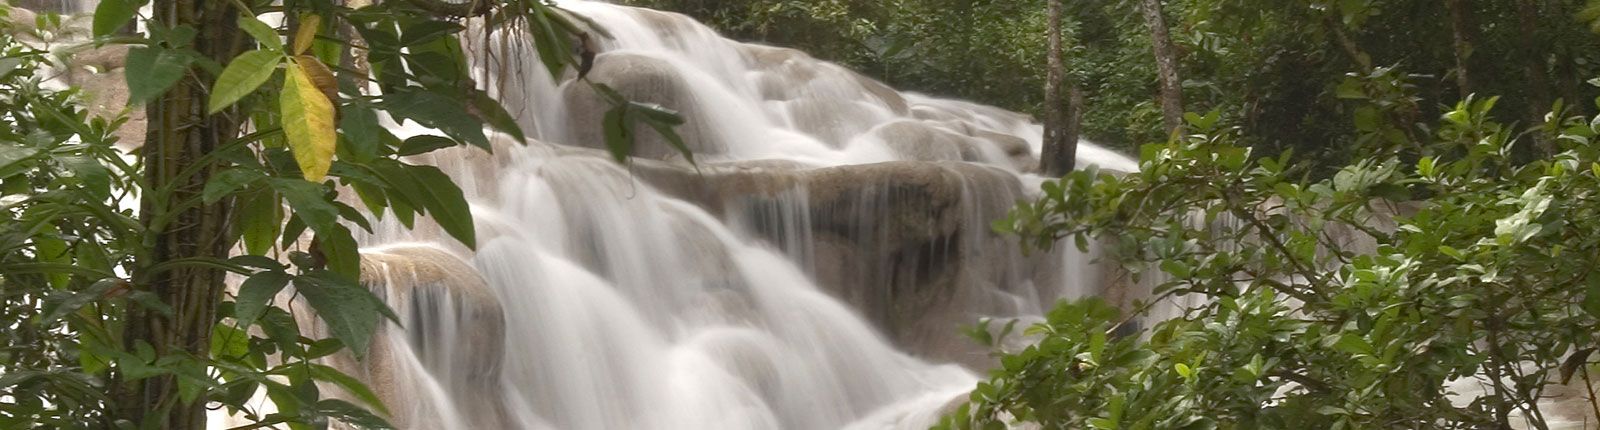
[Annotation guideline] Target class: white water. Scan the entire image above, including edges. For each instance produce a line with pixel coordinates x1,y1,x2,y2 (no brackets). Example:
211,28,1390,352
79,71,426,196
0,0,1138,427
320,2,1137,428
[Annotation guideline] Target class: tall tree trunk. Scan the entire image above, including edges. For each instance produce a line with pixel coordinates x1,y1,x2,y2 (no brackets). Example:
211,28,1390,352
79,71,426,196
117,0,244,428
1447,0,1476,96
1040,0,1078,175
1139,0,1184,136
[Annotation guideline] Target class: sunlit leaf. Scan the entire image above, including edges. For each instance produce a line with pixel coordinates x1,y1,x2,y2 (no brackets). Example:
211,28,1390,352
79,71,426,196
209,49,283,114
294,14,322,56
281,59,337,181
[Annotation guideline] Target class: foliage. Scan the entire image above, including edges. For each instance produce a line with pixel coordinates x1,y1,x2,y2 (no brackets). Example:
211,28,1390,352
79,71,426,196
0,0,684,429
630,0,1600,166
951,88,1600,428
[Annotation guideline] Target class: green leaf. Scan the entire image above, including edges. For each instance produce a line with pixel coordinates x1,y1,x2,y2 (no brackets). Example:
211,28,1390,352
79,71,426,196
295,271,394,359
400,20,464,46
92,0,137,37
309,365,389,415
125,47,191,104
209,50,283,113
239,190,282,255
340,103,381,162
313,399,396,430
397,135,457,156
282,59,337,181
0,57,22,78
1175,362,1193,378
267,178,338,236
1159,260,1191,278
202,168,265,204
239,15,283,51
471,90,525,144
210,324,250,359
40,279,123,326
320,225,361,280
406,164,476,248
383,89,489,149
59,155,111,198
235,270,289,329
602,107,630,162
0,145,39,180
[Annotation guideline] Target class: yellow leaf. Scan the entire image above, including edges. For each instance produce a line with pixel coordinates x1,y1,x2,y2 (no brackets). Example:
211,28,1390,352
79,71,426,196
281,59,336,182
293,14,321,56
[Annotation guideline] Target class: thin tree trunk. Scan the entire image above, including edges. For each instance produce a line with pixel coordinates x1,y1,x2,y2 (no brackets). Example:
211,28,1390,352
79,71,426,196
1447,0,1476,96
118,0,243,428
1040,0,1077,175
1139,0,1184,136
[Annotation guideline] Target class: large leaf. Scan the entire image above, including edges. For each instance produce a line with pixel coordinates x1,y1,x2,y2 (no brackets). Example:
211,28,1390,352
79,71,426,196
125,47,191,103
202,168,265,204
340,103,381,162
234,270,289,329
320,225,361,280
267,178,338,236
92,0,137,37
294,271,396,359
293,15,322,56
208,50,283,114
297,54,339,105
309,365,389,415
314,399,396,430
0,145,39,180
239,15,283,51
281,59,337,181
404,164,475,248
238,190,282,255
382,89,488,149
396,135,456,156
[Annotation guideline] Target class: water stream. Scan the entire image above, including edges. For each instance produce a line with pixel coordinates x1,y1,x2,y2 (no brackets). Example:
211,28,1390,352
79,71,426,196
325,3,1134,428
299,2,1137,429
14,0,1133,428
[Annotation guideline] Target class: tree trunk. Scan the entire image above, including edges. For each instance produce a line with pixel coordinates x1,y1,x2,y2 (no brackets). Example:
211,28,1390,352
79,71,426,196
117,0,244,428
1139,0,1184,136
1040,0,1078,176
1447,0,1476,96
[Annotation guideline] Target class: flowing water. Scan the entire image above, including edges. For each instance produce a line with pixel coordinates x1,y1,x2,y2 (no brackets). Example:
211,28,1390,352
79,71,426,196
14,0,1132,428
320,2,1133,428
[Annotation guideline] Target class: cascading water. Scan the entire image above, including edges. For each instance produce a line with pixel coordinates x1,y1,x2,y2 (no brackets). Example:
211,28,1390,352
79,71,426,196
295,2,1141,429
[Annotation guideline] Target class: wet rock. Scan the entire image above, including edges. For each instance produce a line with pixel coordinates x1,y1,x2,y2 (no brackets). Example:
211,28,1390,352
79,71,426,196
868,120,980,162
613,157,1072,369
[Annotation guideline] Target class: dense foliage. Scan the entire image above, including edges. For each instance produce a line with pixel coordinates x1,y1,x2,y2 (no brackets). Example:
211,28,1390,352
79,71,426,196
955,84,1600,429
629,0,1600,168
0,1,680,429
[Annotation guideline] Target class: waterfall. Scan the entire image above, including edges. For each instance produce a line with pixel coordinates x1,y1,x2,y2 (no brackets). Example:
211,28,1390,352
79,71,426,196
317,2,1138,429
0,0,1151,428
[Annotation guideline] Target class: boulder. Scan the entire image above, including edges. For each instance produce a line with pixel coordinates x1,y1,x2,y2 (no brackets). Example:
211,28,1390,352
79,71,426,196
615,157,1071,369
867,120,979,162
